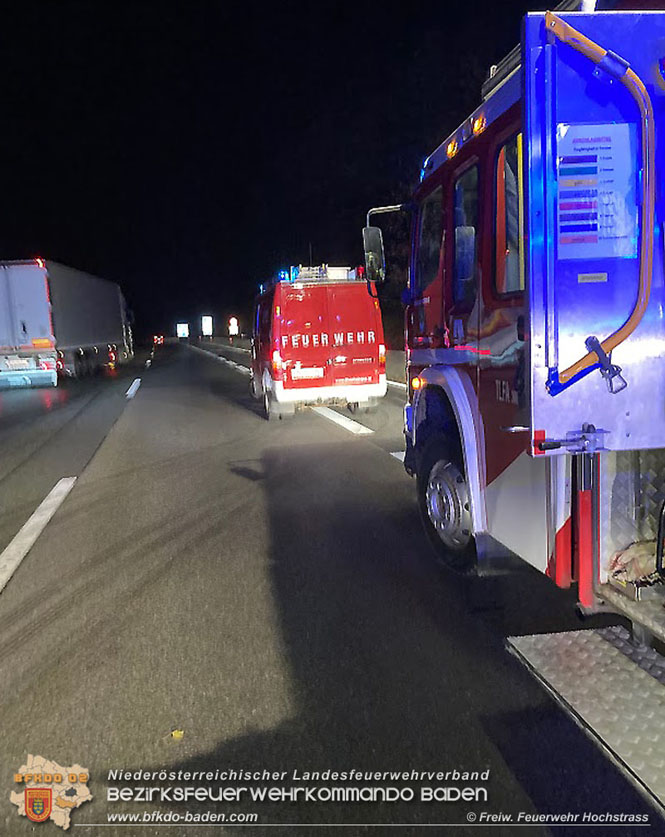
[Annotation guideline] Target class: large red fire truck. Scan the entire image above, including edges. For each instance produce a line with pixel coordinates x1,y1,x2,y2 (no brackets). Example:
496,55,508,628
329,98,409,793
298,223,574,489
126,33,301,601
363,3,665,804
250,265,387,419
364,6,665,625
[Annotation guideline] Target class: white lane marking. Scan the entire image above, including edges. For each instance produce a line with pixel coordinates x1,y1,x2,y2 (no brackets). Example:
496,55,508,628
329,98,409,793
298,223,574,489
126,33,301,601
388,380,407,390
125,378,142,399
216,356,251,376
310,406,374,435
0,477,77,595
390,451,405,462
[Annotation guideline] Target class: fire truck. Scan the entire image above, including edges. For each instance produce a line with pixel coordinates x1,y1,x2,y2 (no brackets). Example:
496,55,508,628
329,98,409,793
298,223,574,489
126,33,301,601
250,265,387,419
363,3,665,806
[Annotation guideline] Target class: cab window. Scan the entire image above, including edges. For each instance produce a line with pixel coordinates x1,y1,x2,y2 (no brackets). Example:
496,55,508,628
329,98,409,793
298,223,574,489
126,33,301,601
414,186,443,293
453,165,479,306
495,135,523,295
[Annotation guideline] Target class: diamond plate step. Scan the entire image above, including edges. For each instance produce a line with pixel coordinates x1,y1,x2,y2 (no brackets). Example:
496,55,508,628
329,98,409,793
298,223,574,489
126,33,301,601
599,584,665,645
508,627,665,811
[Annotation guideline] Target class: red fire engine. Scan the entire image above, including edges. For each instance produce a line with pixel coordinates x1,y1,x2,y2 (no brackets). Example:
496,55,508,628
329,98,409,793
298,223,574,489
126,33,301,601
250,265,387,419
363,7,665,615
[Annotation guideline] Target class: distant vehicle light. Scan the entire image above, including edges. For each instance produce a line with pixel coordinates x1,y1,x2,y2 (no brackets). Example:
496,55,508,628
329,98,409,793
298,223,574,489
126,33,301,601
153,334,164,345
228,316,239,336
176,323,189,338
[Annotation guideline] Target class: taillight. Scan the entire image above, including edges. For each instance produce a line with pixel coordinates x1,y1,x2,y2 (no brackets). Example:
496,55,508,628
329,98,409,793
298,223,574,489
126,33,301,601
108,350,117,364
271,349,283,379
39,358,56,371
56,358,64,371
379,343,386,369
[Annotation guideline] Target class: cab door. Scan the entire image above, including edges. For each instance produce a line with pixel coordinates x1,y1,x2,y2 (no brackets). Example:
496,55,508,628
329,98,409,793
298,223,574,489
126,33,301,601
407,184,445,351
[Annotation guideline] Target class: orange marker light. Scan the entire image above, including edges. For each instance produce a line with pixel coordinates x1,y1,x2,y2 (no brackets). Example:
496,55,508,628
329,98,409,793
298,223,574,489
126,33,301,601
472,115,486,135
446,140,458,159
411,376,423,390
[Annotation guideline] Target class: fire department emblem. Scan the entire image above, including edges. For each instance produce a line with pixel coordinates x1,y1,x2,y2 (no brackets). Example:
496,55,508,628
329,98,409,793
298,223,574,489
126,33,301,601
11,755,92,830
25,787,52,823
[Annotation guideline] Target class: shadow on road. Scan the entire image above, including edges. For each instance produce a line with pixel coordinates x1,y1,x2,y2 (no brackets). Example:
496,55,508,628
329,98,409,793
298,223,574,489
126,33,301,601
127,440,656,835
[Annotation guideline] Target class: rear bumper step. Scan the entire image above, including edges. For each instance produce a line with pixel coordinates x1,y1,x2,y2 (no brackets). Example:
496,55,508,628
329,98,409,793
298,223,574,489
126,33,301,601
508,626,665,812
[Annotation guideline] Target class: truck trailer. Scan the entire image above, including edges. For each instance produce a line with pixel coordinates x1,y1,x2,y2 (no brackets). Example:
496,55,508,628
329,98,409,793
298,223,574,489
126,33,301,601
363,3,665,807
0,260,133,387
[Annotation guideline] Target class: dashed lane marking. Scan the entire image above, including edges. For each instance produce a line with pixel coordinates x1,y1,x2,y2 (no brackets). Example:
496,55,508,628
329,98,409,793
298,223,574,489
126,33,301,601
0,477,77,595
125,378,142,398
388,381,407,390
310,406,374,435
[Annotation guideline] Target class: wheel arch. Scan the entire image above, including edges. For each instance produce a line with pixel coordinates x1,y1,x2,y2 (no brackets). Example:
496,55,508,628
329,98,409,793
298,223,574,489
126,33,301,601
413,366,487,534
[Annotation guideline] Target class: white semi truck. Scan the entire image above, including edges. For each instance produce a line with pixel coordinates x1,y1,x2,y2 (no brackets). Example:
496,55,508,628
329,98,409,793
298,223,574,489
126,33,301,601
0,259,133,387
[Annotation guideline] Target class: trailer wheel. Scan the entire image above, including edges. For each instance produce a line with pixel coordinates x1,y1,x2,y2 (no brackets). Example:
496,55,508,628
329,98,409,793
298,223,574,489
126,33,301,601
417,438,476,574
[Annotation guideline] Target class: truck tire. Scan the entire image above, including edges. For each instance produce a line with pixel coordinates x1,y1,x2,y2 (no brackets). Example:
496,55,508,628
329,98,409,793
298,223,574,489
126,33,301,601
250,374,260,399
416,437,476,574
263,390,279,421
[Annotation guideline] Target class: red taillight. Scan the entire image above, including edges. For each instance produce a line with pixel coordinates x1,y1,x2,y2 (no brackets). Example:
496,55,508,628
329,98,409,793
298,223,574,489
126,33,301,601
271,349,283,379
379,343,386,369
56,358,64,371
108,350,117,364
39,358,56,371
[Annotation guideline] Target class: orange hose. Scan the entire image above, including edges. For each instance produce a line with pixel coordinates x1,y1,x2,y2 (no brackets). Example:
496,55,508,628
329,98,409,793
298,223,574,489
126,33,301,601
545,12,655,385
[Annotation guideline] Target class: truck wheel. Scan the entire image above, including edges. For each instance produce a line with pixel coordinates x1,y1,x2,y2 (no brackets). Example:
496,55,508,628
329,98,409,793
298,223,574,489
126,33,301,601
417,438,476,574
263,390,278,421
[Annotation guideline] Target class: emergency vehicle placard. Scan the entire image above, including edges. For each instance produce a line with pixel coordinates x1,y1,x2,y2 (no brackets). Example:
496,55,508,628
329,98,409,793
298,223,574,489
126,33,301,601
556,123,638,260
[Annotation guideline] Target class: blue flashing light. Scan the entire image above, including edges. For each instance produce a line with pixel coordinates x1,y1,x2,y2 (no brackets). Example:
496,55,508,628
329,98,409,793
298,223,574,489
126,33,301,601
278,269,289,282
290,265,300,282
419,156,431,182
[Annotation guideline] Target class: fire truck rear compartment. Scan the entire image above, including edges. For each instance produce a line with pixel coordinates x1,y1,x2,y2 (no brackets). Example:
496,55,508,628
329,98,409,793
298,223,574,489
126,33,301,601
597,449,665,643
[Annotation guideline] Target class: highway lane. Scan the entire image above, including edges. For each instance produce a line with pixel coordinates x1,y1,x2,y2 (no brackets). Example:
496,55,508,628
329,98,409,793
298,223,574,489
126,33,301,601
0,343,658,835
0,356,149,559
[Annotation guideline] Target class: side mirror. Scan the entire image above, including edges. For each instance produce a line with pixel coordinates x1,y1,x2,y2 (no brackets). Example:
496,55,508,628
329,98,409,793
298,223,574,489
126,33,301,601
362,226,386,284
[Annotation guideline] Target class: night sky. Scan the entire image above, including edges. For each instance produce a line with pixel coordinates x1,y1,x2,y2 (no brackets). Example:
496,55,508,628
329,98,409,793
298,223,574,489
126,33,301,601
1,0,539,335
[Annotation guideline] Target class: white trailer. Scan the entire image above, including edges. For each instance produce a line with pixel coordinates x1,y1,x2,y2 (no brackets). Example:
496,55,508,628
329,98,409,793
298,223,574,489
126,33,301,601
0,260,133,388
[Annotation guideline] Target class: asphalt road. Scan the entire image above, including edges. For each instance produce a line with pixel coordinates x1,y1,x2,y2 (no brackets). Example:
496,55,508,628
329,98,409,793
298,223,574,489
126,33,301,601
0,343,658,836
